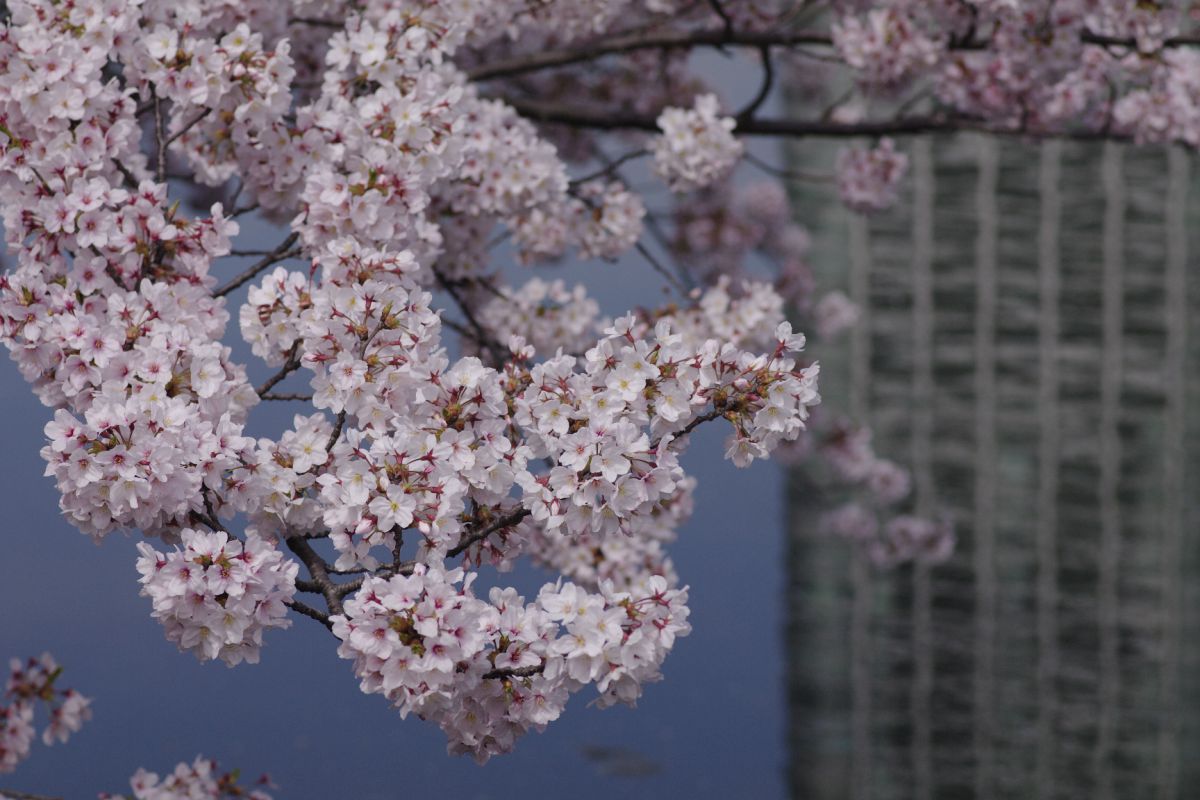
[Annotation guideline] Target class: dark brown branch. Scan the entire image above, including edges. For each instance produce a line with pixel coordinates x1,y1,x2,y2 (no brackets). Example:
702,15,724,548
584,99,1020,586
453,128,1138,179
214,232,302,298
432,269,509,365
164,108,212,148
568,148,648,187
705,0,734,39
737,45,774,123
468,29,832,81
325,410,346,452
152,88,166,184
505,98,1135,143
1081,31,1200,48
742,151,832,183
0,790,64,800
674,408,724,440
260,392,313,402
289,16,343,28
285,535,344,616
216,249,304,296
256,340,303,397
482,663,545,681
635,240,689,295
110,157,140,191
469,27,1200,83
447,508,532,558
230,202,260,219
286,598,332,629
214,231,302,298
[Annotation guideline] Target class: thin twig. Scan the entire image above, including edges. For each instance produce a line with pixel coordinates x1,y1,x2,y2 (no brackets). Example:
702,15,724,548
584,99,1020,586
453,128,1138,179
447,508,532,559
260,392,314,402
164,108,212,148
256,340,303,397
469,26,1200,82
737,45,775,123
432,269,509,365
482,663,545,681
569,148,649,187
743,151,832,183
152,89,166,184
230,202,260,219
505,97,1136,143
468,28,832,81
111,158,140,190
326,410,346,452
635,240,688,295
289,16,343,28
214,231,302,298
286,599,332,629
650,408,725,453
706,0,734,39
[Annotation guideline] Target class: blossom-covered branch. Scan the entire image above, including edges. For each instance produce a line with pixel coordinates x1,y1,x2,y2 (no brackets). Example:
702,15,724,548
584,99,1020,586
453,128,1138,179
0,0,1191,772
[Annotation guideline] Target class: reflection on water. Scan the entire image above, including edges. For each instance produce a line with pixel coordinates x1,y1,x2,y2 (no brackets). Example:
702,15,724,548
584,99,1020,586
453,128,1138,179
787,136,1200,799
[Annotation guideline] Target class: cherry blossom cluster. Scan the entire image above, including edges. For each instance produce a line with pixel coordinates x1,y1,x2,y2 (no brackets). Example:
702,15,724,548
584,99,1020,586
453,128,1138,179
811,291,862,341
128,22,300,207
836,138,909,214
135,529,298,666
100,755,273,800
832,7,943,89
1,654,90,774
332,565,689,761
822,504,956,568
512,181,646,264
813,1,1200,149
667,180,815,307
224,413,332,541
6,0,1190,778
651,94,744,192
1113,50,1200,148
810,421,955,568
477,278,602,358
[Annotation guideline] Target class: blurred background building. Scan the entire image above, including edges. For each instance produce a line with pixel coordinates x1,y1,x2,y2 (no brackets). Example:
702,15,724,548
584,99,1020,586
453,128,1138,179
786,134,1200,799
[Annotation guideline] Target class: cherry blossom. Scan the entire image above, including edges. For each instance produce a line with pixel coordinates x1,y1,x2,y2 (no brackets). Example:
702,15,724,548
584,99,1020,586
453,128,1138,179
136,530,298,666
100,755,274,800
0,0,1189,776
836,138,909,214
1,654,90,775
651,94,744,192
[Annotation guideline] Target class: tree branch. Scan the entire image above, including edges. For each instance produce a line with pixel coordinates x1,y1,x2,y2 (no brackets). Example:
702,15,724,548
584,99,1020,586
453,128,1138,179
214,231,302,298
737,45,775,123
469,27,1200,83
482,663,545,681
468,28,832,81
285,536,344,616
286,598,332,629
505,98,1135,143
705,0,734,40
152,88,166,184
256,340,303,397
164,108,212,148
289,16,343,28
432,269,509,365
447,508,532,558
325,410,346,452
